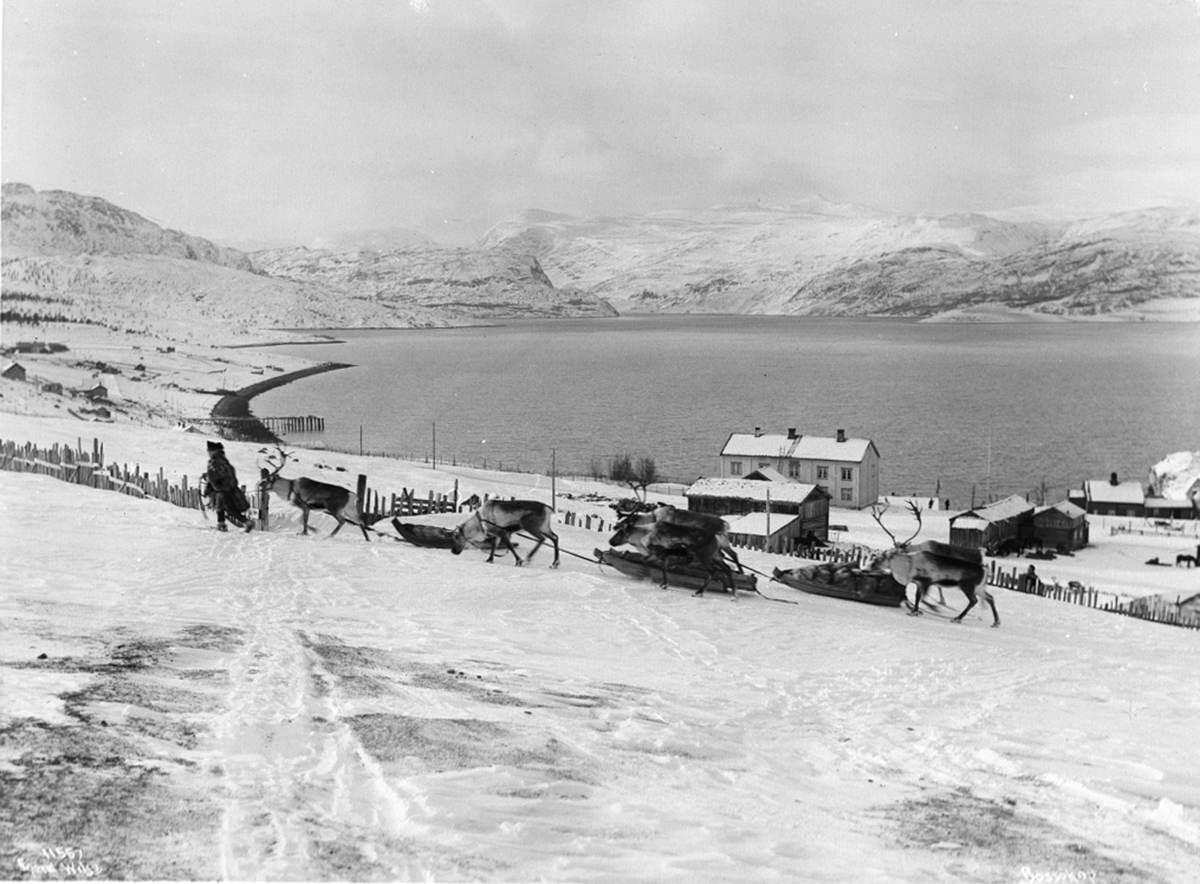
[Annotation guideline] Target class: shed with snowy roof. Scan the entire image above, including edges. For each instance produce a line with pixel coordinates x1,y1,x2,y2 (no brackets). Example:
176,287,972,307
685,476,830,544
1031,501,1089,551
949,494,1034,552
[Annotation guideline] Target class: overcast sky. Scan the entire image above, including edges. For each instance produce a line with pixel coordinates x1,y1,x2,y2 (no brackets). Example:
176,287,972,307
3,0,1199,246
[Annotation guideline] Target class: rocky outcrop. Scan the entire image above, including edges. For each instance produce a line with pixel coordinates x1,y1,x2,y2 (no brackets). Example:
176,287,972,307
480,203,1200,320
2,183,252,272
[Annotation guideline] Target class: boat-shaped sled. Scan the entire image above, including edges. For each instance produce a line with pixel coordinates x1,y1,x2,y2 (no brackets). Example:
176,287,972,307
772,563,907,607
595,548,758,595
392,519,457,548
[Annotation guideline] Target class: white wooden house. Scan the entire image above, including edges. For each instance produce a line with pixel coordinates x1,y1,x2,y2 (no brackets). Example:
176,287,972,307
719,427,880,509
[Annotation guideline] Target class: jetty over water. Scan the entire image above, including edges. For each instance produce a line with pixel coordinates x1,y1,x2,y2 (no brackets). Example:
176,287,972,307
208,361,349,443
195,414,325,434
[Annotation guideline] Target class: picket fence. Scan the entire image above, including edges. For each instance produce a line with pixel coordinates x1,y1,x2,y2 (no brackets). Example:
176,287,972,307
3,435,1196,631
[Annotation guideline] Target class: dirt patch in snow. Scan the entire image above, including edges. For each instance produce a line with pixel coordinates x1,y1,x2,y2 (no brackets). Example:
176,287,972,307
883,787,1162,883
0,624,244,879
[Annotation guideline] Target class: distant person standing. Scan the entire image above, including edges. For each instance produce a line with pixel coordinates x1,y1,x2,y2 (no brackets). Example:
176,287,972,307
1023,564,1039,594
202,440,252,532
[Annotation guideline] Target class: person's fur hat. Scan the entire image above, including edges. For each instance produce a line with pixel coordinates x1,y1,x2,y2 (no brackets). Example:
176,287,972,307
206,440,224,453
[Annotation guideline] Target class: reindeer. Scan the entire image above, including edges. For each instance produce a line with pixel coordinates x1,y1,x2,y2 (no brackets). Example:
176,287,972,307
451,499,560,567
609,515,737,598
650,505,744,573
258,447,371,540
868,501,999,627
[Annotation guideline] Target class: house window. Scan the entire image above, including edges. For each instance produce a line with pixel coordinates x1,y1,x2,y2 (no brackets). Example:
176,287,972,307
816,466,828,481
759,462,771,470
730,461,743,476
788,461,799,477
840,488,854,502
840,467,854,482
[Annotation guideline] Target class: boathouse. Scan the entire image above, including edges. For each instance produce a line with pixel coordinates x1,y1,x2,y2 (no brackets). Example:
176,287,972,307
948,495,1034,552
1030,501,1089,551
719,427,879,509
685,476,830,543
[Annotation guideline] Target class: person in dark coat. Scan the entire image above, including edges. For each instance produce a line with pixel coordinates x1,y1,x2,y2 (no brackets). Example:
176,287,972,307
202,440,252,531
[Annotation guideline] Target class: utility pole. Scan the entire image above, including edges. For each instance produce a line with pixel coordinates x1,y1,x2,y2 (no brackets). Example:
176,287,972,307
551,447,557,511
432,422,437,469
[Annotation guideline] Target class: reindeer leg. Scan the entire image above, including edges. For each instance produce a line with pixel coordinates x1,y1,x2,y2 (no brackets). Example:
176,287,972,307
300,507,311,536
486,533,500,563
549,530,560,569
501,530,524,566
909,581,926,616
329,518,343,538
951,584,979,623
524,532,545,564
694,571,713,597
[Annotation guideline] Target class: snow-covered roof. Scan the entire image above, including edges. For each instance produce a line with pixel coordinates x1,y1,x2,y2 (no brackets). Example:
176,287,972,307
1035,501,1086,518
721,433,797,458
953,494,1032,524
951,518,990,532
725,512,800,538
791,435,874,462
1085,480,1145,505
721,432,875,462
686,478,823,504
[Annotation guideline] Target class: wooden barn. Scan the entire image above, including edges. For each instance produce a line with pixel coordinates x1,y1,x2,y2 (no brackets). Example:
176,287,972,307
2,361,27,382
685,477,830,544
949,495,1034,552
1031,501,1089,551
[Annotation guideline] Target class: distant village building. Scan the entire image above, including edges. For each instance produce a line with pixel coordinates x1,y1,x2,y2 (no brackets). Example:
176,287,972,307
1081,473,1145,517
1,361,27,382
719,427,879,509
83,382,109,401
949,495,1034,552
1031,501,1089,551
40,380,64,395
685,475,830,544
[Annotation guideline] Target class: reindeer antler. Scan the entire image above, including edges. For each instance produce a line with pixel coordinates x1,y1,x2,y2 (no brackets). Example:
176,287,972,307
259,445,292,480
870,499,924,549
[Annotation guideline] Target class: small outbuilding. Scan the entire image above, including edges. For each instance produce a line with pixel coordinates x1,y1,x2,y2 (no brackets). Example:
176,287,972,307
685,477,830,544
40,380,64,395
1031,501,1089,551
2,361,28,382
949,495,1034,552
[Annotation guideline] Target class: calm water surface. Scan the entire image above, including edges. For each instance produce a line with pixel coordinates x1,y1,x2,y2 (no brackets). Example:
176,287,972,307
254,317,1200,509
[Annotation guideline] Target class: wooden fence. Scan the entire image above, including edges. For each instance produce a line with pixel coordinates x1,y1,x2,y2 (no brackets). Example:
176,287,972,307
987,562,1200,630
4,435,1196,631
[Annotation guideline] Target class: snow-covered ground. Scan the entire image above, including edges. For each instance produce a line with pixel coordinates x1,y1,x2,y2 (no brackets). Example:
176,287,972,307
2,411,1198,882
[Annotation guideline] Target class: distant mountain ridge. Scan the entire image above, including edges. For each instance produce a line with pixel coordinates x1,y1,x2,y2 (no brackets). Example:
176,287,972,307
2,183,253,272
1,184,616,340
478,202,1200,319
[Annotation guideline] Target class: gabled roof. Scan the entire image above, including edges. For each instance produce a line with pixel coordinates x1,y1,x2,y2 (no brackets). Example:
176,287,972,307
721,431,877,462
1033,501,1087,521
721,433,797,458
1084,480,1145,505
791,435,876,462
953,494,1032,524
686,478,824,504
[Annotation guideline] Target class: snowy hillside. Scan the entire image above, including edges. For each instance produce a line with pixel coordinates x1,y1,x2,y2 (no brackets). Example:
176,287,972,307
479,203,1200,320
2,412,1198,882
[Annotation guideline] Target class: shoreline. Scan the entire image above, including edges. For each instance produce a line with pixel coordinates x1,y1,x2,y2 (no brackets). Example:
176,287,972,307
210,361,353,443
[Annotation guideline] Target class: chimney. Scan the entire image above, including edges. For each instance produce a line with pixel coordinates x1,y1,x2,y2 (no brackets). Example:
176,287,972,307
1110,472,1119,486
787,427,797,439
836,428,846,443
754,426,762,437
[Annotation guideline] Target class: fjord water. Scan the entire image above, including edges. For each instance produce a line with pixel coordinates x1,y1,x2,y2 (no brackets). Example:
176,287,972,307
255,317,1199,509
